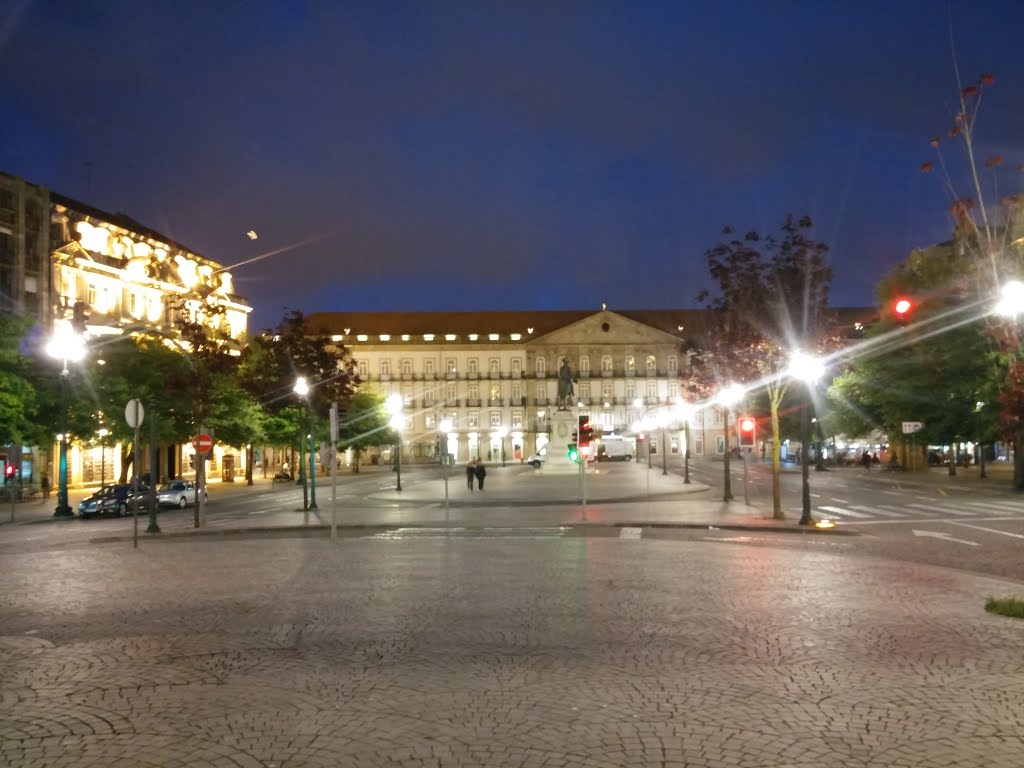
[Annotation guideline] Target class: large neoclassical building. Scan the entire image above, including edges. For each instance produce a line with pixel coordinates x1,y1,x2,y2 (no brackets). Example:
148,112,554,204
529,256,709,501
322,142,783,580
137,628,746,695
309,307,872,465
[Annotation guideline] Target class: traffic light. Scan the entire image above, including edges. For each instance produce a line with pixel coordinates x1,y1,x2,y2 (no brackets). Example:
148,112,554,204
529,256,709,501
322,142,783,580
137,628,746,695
737,416,756,448
893,296,913,324
578,415,592,448
567,443,579,462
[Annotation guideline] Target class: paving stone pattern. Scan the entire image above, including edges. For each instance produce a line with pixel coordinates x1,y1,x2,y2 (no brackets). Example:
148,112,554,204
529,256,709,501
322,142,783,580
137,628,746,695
1,537,1022,767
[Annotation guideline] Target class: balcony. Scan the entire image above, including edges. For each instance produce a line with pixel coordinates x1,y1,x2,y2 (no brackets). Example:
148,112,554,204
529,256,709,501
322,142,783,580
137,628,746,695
467,372,479,380
578,370,590,378
601,370,613,377
379,373,392,382
401,373,414,381
511,370,522,379
465,398,482,407
488,371,501,379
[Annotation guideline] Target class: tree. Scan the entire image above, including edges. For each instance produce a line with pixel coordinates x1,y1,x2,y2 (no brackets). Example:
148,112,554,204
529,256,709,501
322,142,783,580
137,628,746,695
920,67,1024,485
0,313,40,449
341,391,398,473
693,215,835,517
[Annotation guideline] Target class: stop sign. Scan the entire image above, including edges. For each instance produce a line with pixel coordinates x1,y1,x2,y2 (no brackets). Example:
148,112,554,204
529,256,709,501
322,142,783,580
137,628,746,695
193,433,214,454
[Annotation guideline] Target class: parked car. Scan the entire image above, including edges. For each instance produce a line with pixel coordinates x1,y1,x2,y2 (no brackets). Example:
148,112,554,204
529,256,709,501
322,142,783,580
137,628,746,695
156,479,207,508
78,483,148,518
527,446,547,467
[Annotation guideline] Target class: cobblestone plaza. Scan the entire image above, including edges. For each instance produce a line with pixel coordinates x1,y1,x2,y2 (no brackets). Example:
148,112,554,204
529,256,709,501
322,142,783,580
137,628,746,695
2,533,1022,767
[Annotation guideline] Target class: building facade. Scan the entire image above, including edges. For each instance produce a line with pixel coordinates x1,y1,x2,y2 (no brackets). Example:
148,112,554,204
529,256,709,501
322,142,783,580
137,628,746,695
1,172,253,487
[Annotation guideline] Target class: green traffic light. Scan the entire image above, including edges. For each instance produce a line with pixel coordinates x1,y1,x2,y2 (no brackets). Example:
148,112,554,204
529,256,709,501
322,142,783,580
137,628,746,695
567,443,579,462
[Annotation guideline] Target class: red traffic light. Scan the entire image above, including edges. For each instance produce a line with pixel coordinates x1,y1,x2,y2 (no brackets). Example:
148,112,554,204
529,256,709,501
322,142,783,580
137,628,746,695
4,464,15,478
893,297,913,317
737,416,756,448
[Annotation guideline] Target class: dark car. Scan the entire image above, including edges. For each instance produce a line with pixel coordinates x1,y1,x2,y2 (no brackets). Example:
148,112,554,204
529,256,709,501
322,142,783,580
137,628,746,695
78,483,148,519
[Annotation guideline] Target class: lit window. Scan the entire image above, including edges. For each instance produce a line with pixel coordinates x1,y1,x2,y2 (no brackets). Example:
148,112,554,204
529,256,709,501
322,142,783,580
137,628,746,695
488,334,499,341
380,335,390,341
357,334,368,342
424,334,435,341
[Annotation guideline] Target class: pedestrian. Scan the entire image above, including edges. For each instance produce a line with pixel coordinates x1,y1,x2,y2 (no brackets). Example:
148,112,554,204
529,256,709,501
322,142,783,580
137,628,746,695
861,450,871,470
474,459,487,490
466,459,476,491
40,473,51,501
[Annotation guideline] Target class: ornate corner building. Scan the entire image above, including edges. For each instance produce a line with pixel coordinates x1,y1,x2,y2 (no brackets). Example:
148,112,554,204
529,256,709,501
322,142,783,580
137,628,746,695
1,170,253,486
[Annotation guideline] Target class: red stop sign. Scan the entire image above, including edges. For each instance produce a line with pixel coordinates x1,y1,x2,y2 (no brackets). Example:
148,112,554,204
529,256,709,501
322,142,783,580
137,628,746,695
193,433,214,454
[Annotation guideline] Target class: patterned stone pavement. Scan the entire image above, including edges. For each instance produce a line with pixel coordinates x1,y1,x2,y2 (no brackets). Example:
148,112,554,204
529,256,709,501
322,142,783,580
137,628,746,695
1,534,1022,767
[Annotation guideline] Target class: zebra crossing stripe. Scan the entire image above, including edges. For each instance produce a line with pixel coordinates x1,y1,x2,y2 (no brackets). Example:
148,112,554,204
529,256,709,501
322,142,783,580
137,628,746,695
906,503,975,517
851,504,908,517
820,505,871,518
959,500,1024,514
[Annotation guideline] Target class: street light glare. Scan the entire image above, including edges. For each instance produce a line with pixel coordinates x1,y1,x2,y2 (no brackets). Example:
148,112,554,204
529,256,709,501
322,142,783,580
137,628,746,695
385,393,403,414
293,376,309,396
715,383,743,406
995,280,1024,317
788,351,825,383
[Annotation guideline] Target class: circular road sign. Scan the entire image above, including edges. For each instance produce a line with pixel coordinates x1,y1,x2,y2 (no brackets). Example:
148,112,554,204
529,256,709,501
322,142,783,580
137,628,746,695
193,433,214,454
125,399,145,428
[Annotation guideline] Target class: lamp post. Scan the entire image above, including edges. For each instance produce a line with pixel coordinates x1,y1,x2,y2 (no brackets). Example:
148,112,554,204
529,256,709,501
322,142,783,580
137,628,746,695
676,399,693,485
97,428,108,489
440,418,453,521
788,351,825,526
45,324,85,517
294,377,312,520
386,394,403,492
715,383,744,503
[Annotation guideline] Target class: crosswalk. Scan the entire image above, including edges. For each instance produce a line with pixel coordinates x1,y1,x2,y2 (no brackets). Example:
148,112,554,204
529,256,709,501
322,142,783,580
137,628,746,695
811,498,1024,522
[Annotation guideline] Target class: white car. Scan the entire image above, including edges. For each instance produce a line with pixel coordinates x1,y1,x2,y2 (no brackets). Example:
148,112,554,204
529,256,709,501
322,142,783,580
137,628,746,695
527,446,547,467
156,480,207,508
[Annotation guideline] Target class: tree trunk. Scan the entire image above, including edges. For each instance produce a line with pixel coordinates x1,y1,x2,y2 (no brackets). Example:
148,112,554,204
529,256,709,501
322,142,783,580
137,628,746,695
1014,428,1024,491
119,444,132,484
948,441,957,476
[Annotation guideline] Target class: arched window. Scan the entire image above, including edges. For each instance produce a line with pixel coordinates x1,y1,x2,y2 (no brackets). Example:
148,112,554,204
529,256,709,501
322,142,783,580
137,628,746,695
536,357,546,375
625,355,635,372
645,355,656,374
579,355,590,373
380,359,391,376
667,355,678,374
601,355,613,373
357,360,368,378
401,359,413,375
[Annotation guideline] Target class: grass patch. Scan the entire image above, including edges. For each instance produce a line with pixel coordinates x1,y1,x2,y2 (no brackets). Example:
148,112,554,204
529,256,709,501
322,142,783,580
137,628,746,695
985,596,1024,618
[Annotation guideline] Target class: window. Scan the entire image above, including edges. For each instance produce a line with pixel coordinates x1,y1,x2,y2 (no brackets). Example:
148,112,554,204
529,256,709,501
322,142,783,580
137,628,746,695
402,387,412,406
490,358,500,374
511,383,521,402
490,411,501,427
511,359,522,374
424,359,435,376
468,412,479,429
511,411,523,428
401,359,412,375
446,359,457,375
601,355,613,373
468,358,479,374
602,382,613,401
646,355,656,374
490,384,501,401
380,359,391,376
646,380,657,399
625,355,635,372
424,387,434,405
713,407,723,425
625,381,636,400
579,356,590,373
424,414,435,429
447,384,457,403
468,383,479,400
669,382,679,399
357,360,368,378
87,283,97,305
668,355,678,374
580,383,590,402
535,357,546,375
536,383,546,400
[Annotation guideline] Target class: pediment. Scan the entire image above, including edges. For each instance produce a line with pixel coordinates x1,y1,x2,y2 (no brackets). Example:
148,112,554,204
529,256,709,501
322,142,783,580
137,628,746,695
529,310,681,348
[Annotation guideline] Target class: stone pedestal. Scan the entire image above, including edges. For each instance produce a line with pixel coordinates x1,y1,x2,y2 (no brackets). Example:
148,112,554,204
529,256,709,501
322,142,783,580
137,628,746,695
542,409,584,475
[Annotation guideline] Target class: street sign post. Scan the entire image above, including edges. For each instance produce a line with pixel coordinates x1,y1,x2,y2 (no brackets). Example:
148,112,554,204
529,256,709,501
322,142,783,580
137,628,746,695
125,399,145,549
902,421,923,434
193,433,214,455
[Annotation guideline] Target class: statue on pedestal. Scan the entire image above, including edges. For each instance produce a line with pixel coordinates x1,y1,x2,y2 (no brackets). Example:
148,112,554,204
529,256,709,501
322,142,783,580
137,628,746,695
556,359,577,411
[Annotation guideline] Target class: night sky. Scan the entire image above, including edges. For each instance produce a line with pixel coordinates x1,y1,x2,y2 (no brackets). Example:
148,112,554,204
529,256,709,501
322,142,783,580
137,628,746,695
4,1,1023,331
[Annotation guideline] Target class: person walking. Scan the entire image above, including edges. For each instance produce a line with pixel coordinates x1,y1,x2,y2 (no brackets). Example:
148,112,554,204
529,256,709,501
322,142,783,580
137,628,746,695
861,450,872,470
40,473,51,501
474,459,487,490
465,459,476,491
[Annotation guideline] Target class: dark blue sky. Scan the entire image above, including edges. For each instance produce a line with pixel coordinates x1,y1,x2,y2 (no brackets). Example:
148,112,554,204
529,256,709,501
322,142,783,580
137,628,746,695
4,1,1023,331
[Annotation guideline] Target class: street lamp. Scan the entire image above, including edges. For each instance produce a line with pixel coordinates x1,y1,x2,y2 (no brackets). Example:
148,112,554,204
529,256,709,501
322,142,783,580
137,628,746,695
440,418,453,516
294,376,318,519
715,383,744,503
994,280,1024,317
788,351,825,526
97,428,109,489
386,394,403,492
45,323,85,517
675,398,693,485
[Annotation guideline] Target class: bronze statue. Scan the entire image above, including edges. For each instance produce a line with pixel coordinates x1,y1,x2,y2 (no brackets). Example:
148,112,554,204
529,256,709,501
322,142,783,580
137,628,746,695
556,359,577,410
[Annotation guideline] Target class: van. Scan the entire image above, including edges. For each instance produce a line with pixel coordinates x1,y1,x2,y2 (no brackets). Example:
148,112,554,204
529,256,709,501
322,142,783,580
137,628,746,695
596,439,632,462
527,446,547,467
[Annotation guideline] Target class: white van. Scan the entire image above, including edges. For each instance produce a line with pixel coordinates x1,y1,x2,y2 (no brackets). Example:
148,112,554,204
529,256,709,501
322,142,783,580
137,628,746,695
596,438,632,462
527,445,547,467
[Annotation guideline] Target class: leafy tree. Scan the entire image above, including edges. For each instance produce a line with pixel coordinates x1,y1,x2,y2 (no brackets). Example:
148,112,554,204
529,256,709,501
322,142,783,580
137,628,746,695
919,68,1024,485
341,391,398,472
693,215,835,517
0,313,40,448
